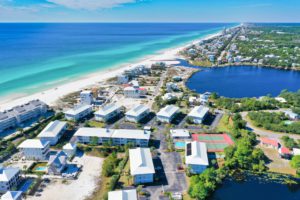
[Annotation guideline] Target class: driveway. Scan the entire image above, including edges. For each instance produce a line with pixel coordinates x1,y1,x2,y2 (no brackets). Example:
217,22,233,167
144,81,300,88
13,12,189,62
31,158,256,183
144,128,187,200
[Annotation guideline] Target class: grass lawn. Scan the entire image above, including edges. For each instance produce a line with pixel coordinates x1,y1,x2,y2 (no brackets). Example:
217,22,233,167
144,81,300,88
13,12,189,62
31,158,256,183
118,160,132,187
215,114,233,133
88,121,105,128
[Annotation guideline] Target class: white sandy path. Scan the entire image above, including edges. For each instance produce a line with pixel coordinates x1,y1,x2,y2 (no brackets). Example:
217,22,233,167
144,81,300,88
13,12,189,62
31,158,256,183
27,155,103,200
0,32,221,110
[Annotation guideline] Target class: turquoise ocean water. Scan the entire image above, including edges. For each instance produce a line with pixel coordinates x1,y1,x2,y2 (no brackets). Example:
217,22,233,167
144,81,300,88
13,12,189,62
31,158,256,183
0,23,232,99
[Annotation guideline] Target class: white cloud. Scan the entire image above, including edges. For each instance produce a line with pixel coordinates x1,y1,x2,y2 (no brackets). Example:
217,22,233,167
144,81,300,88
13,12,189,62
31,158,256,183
47,0,137,10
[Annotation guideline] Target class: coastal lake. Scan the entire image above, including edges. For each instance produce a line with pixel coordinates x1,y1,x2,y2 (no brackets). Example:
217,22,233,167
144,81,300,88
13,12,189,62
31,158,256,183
186,66,300,98
209,173,300,200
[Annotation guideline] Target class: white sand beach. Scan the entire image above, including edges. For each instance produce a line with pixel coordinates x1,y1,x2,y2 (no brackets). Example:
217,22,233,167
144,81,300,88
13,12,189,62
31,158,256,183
0,32,220,110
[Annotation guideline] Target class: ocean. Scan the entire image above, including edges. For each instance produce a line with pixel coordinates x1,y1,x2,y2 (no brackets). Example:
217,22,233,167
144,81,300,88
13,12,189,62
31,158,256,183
0,23,232,99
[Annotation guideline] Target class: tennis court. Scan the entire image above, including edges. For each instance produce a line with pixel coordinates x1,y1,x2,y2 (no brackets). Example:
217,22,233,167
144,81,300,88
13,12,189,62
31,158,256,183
192,133,234,152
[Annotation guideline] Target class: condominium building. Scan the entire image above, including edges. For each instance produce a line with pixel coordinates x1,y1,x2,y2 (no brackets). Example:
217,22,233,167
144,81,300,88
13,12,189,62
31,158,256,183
125,104,150,123
188,106,209,124
157,105,180,123
18,139,50,161
64,104,93,121
95,103,122,122
37,120,67,145
129,148,155,184
0,100,48,133
74,128,151,147
0,166,21,193
185,141,209,174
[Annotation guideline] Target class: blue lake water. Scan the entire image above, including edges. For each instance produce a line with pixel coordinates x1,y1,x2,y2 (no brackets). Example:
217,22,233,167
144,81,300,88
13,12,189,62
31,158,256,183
186,66,300,98
210,174,300,200
0,23,233,98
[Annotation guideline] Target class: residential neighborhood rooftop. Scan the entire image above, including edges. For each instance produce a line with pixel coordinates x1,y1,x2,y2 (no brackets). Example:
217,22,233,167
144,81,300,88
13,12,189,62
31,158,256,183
129,148,155,176
1,191,22,200
185,141,209,166
18,139,49,149
95,103,122,116
125,104,149,117
0,166,19,182
108,189,137,200
188,105,209,118
37,120,67,138
64,104,92,115
157,105,179,118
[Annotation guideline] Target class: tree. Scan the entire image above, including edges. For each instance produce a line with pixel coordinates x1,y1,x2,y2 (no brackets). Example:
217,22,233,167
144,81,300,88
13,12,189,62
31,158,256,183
290,155,300,169
90,136,99,146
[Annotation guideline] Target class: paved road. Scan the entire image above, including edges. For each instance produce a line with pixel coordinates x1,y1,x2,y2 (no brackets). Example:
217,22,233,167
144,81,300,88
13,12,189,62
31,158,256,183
241,111,300,140
145,128,187,200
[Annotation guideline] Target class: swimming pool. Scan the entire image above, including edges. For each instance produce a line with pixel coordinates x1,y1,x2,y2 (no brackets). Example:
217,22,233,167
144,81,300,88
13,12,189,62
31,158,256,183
35,166,47,171
175,141,186,149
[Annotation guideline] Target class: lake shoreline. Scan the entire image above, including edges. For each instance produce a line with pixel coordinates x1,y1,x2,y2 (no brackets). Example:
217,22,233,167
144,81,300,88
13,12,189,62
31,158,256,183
185,65,300,98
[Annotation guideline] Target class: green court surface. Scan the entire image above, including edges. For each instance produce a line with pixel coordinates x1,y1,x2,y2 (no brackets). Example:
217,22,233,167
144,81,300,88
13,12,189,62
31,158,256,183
198,135,224,141
206,143,229,150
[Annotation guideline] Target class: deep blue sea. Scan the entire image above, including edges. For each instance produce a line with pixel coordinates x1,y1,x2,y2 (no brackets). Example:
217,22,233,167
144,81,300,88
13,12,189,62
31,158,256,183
0,23,231,98
186,66,300,98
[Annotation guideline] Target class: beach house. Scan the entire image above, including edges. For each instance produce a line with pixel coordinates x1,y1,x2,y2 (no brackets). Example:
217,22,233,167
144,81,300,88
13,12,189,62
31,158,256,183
0,166,21,193
80,90,93,105
157,105,180,123
108,189,137,200
95,103,122,122
64,104,93,121
188,106,209,124
0,100,48,133
185,141,209,174
125,104,150,123
129,148,155,184
47,151,68,175
63,143,77,158
74,128,151,147
0,191,22,200
37,120,67,145
18,139,50,161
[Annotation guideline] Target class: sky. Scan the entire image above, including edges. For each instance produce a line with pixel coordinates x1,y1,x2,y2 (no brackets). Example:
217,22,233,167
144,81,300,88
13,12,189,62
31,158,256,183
0,0,299,22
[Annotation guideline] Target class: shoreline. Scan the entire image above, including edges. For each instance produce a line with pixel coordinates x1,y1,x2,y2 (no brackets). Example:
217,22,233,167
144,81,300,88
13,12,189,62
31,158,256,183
0,31,222,110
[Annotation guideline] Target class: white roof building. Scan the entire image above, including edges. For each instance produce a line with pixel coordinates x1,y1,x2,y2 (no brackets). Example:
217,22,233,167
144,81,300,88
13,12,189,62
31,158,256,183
74,128,150,140
64,104,93,121
170,129,190,139
1,191,22,200
38,120,67,138
185,141,209,166
18,139,49,149
188,106,209,118
64,104,92,116
126,105,149,118
157,105,179,118
95,103,122,117
0,167,19,183
74,128,113,138
108,189,137,200
129,148,155,176
188,106,209,124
